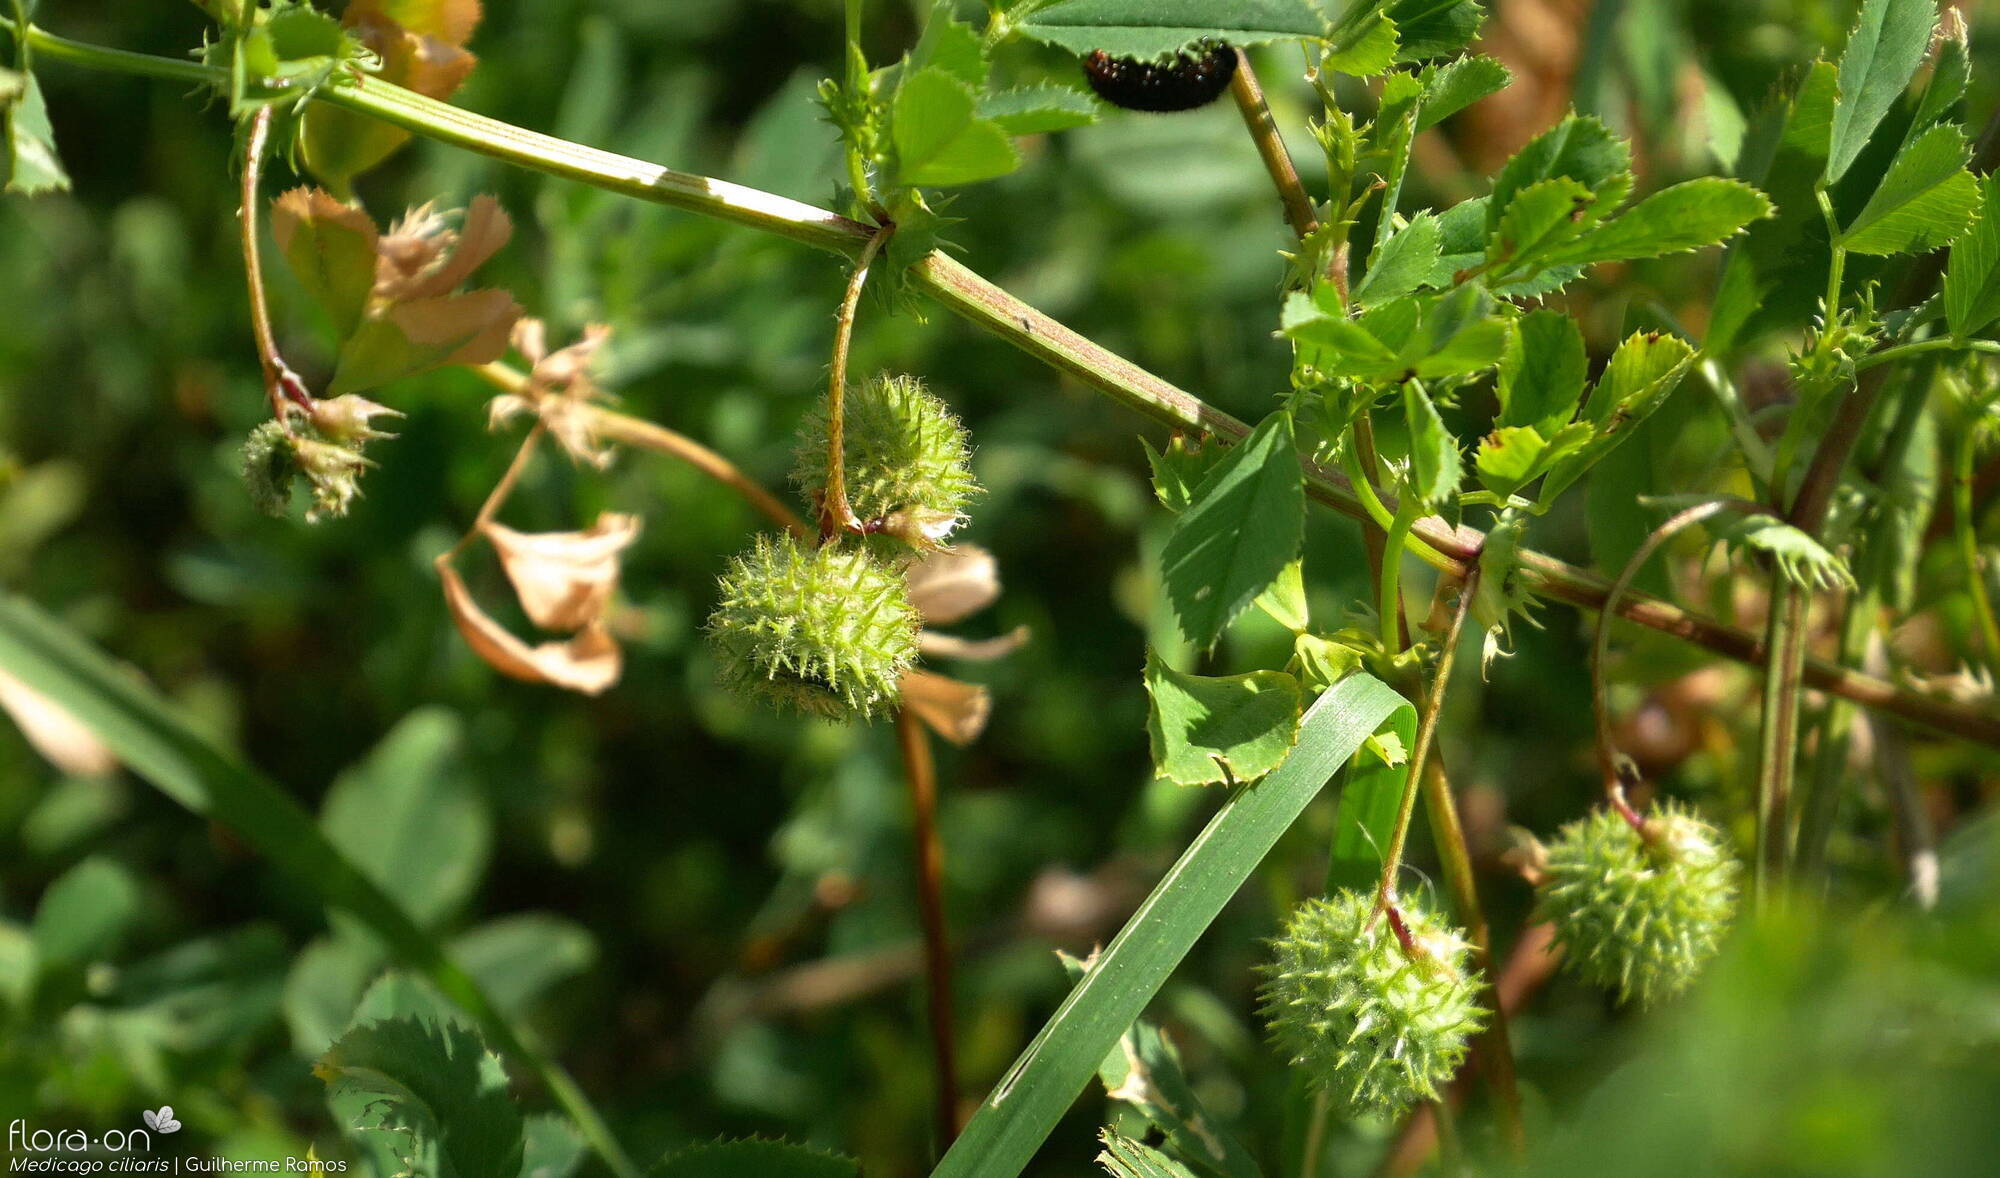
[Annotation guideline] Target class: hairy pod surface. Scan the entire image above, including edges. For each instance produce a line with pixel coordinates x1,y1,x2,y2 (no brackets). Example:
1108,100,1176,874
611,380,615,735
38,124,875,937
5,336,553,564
792,373,978,544
1259,889,1485,1118
705,533,919,718
1536,802,1741,1007
1082,43,1238,112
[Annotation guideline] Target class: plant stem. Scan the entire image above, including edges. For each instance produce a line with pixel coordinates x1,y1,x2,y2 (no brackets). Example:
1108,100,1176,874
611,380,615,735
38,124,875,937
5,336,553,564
237,106,308,421
439,423,544,566
821,225,891,537
1228,50,1319,239
1590,499,1748,791
896,708,961,1152
1793,590,1870,880
1374,569,1477,907
28,25,2000,749
1753,578,1808,900
1955,425,2000,665
471,362,809,537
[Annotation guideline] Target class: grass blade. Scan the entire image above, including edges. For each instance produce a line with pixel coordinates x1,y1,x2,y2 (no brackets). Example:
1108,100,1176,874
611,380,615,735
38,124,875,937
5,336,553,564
0,596,638,1178
931,674,1410,1178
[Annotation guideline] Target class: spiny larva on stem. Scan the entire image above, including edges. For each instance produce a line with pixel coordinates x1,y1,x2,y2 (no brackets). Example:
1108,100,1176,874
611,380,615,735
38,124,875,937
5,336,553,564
792,373,978,550
1258,889,1485,1118
1534,802,1741,1007
705,532,919,719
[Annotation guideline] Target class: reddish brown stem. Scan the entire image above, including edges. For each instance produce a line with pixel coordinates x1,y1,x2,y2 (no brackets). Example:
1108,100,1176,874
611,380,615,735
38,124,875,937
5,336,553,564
237,106,310,422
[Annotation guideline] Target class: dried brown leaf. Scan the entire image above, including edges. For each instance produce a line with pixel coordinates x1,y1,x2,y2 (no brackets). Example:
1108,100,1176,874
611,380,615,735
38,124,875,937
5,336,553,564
438,563,621,695
349,0,483,48
905,544,1000,625
919,624,1029,662
481,511,641,632
900,668,991,746
271,187,379,338
0,666,118,776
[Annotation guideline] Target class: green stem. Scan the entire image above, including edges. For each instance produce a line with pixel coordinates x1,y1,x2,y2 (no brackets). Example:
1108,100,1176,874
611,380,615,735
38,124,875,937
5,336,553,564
1753,577,1809,902
1374,568,1478,908
1855,335,2000,373
27,25,2000,750
1955,426,2000,665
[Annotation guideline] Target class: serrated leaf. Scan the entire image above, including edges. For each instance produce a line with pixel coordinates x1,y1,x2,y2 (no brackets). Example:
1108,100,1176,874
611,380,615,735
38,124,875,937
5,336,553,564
1407,283,1507,379
1415,55,1510,131
318,1015,524,1178
1475,425,1550,496
1839,123,1979,256
892,67,1020,187
1496,309,1586,435
1389,0,1484,60
1160,412,1305,647
1098,1131,1201,1178
1403,381,1461,506
1325,14,1399,77
1826,0,1937,183
1352,212,1441,307
654,1140,860,1178
1540,177,1772,267
1487,176,1600,276
1146,654,1302,786
1281,291,1401,378
1142,435,1228,513
1538,331,1695,504
979,85,1099,135
909,1,987,88
1487,114,1632,234
1,66,69,195
1945,172,2000,338
1014,0,1330,58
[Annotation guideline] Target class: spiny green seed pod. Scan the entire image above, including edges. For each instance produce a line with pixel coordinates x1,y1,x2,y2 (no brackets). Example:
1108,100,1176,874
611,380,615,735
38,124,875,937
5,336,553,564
1259,890,1485,1118
242,419,300,518
705,533,919,718
1535,802,1741,1008
791,374,978,544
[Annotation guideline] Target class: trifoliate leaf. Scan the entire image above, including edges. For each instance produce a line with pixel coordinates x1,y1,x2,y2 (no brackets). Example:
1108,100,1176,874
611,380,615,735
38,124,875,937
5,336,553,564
1839,122,1979,256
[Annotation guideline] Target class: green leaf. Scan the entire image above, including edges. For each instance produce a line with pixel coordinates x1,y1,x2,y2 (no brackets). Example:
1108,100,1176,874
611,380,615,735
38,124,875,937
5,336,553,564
1325,15,1399,77
331,290,521,396
979,85,1100,135
322,708,490,929
1708,61,1837,354
1098,1131,1201,1178
654,1140,860,1178
451,914,595,1020
1014,0,1331,58
272,187,381,339
319,1014,525,1178
1325,695,1416,893
1826,0,1937,183
1487,176,1601,276
1388,0,1484,61
1415,55,1510,131
1087,994,1264,1178
1403,381,1461,507
1142,435,1228,513
1497,309,1586,435
932,676,1411,1178
1146,653,1303,785
1281,291,1401,377
1406,284,1507,379
1352,212,1441,307
0,596,630,1178
1537,331,1695,504
1838,123,1979,256
1254,559,1310,632
1475,425,1552,497
1945,172,2000,338
891,67,1021,188
1,66,70,195
32,855,140,970
1540,177,1772,267
909,1,987,88
1160,412,1305,647
1487,115,1632,234
523,1115,586,1178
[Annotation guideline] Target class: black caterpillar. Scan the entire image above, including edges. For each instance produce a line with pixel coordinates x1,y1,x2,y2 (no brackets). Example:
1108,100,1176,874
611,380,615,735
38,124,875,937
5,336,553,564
1082,42,1238,112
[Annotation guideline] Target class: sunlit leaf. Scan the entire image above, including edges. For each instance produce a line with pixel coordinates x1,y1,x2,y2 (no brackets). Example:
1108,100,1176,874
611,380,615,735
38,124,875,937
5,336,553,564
1145,653,1302,786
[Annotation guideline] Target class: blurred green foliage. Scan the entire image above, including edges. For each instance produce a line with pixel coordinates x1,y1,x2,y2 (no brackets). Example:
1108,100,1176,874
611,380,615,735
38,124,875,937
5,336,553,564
2,2,2000,1176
